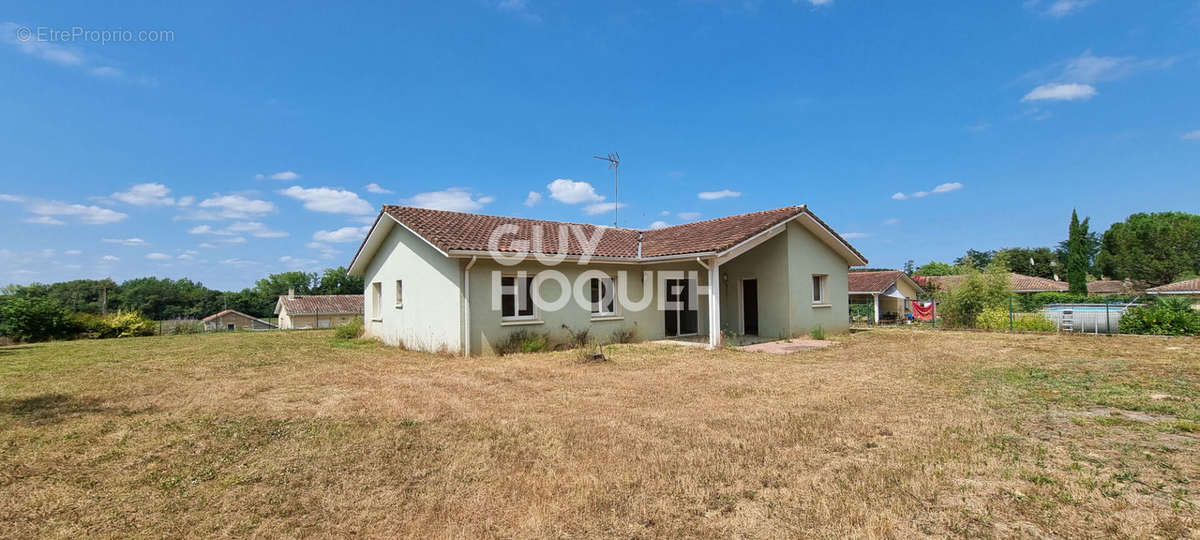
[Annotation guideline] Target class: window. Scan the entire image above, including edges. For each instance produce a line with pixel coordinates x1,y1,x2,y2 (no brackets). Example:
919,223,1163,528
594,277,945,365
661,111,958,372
395,280,403,308
371,282,382,319
812,275,827,304
590,276,617,317
501,275,535,319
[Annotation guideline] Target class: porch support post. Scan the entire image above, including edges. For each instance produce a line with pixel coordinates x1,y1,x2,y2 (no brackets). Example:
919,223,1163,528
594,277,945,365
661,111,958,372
708,257,721,349
873,293,880,325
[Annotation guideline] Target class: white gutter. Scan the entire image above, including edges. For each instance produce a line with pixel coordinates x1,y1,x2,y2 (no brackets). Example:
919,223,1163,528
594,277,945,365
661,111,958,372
695,257,709,270
463,256,477,357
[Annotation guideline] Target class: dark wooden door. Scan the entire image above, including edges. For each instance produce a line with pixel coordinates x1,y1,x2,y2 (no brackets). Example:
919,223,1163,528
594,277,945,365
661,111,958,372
743,279,758,335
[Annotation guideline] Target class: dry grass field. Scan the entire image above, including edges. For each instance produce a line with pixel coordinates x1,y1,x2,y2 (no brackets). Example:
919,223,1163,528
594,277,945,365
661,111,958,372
1,328,1197,537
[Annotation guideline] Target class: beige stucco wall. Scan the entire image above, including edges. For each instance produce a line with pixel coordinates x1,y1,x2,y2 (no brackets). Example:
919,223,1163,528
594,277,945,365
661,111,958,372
205,313,272,331
466,258,711,356
281,312,358,330
718,232,790,339
785,221,851,334
362,223,463,351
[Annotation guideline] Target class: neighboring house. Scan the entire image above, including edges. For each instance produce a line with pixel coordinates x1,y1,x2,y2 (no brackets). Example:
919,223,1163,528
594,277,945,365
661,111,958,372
347,205,868,355
922,273,1069,295
1086,279,1138,295
201,309,277,331
1146,278,1200,310
274,291,364,329
848,270,925,323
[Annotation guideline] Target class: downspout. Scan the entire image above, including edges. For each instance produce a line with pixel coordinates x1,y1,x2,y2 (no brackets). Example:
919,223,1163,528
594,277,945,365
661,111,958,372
462,256,477,357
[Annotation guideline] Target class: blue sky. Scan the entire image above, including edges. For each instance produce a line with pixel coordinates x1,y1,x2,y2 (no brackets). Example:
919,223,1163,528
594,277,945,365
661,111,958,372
1,1,1197,290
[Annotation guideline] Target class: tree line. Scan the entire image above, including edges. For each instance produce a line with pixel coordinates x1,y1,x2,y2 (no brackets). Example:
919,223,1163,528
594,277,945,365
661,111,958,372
909,211,1200,289
0,266,364,321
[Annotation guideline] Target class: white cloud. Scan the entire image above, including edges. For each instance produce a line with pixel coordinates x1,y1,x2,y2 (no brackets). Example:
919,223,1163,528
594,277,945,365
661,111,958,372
220,258,255,266
1058,52,1174,84
365,183,392,194
102,238,147,246
2,22,83,66
177,196,194,207
306,241,340,260
806,0,833,6
313,226,370,243
254,173,265,180
495,0,542,22
29,201,127,224
0,194,24,202
697,189,741,200
1181,130,1200,141
547,179,604,204
1021,83,1096,102
1043,0,1094,17
225,221,288,238
64,249,82,255
223,236,247,245
196,194,276,219
279,255,320,269
524,191,543,207
659,210,670,216
188,225,223,235
197,243,217,249
405,187,491,212
111,182,178,206
100,255,120,262
267,170,300,181
583,202,628,216
677,212,701,220
25,216,65,225
176,253,195,261
146,252,170,260
892,182,964,201
649,220,671,229
842,232,870,239
882,218,901,226
280,186,373,215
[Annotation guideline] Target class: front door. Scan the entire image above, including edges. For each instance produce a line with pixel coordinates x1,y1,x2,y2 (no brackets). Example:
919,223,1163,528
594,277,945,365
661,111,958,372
664,278,698,337
743,279,758,335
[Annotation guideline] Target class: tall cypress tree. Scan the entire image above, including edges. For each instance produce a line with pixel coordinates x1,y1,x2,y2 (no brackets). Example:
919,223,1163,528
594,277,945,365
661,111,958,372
1067,209,1088,294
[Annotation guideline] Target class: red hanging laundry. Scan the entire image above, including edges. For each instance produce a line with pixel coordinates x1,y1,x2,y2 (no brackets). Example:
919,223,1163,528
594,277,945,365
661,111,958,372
911,300,935,321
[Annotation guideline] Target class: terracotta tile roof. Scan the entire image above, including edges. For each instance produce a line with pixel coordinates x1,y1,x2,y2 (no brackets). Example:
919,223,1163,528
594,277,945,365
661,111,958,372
923,273,1068,293
641,206,808,257
1087,280,1129,294
1147,278,1200,294
848,270,906,293
383,206,640,257
201,309,274,325
277,294,363,315
378,204,866,263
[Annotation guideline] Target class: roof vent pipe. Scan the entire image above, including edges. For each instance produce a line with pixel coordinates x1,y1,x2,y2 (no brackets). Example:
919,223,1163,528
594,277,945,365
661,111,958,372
288,287,295,300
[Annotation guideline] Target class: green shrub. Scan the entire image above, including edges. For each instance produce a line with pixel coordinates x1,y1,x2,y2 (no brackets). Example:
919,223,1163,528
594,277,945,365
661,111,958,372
562,325,590,348
69,310,155,339
935,265,1011,328
1015,313,1056,332
497,329,550,355
333,317,364,340
976,306,1010,330
809,325,826,340
1119,299,1200,336
976,306,1056,332
610,327,639,344
0,296,78,342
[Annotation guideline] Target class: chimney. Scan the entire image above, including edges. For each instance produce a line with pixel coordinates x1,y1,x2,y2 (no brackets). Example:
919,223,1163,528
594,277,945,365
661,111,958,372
288,287,295,300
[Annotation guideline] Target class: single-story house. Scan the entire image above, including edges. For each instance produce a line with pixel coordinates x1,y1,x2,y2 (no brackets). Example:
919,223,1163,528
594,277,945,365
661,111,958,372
921,273,1068,295
848,270,925,323
347,205,868,355
201,309,277,331
274,291,364,329
1146,278,1200,310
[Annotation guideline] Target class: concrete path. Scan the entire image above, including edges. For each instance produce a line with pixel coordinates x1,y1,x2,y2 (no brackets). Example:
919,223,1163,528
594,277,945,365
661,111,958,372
737,338,834,354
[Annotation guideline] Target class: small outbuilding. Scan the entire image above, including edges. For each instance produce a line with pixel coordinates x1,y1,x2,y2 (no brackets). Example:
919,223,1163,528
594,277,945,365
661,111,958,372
848,270,925,323
275,290,364,329
201,309,277,331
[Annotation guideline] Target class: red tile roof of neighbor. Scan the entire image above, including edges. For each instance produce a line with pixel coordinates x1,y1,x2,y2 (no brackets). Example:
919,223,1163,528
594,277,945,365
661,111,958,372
200,309,275,326
848,270,909,293
1087,280,1129,294
276,294,363,315
922,273,1069,293
379,205,867,262
1147,278,1200,294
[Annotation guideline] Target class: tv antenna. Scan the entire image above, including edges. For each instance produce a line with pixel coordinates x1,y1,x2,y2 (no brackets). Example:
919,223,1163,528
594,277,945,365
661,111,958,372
592,152,620,227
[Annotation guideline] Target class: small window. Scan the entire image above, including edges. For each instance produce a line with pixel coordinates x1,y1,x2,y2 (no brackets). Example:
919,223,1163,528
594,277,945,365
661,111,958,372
501,275,535,319
371,282,382,319
812,275,827,304
395,280,403,308
590,276,617,316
